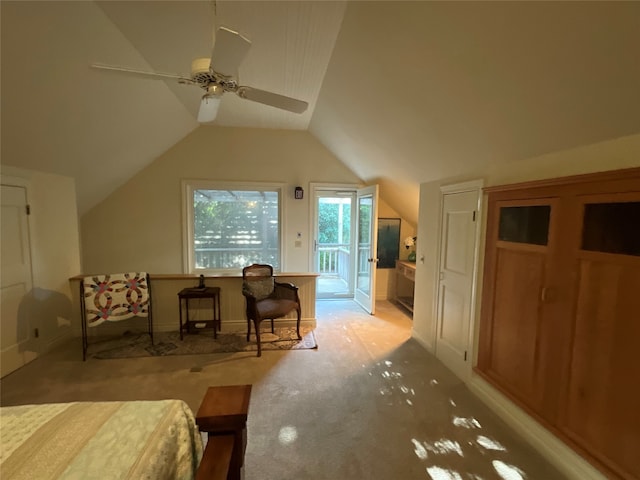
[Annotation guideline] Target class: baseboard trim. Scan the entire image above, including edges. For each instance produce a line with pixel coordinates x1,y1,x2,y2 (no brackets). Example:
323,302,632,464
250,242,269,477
467,374,605,480
411,330,433,353
47,331,73,350
80,318,317,337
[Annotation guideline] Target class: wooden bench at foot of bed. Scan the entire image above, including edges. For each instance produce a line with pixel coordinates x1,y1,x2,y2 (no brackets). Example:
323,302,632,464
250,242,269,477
0,386,253,480
197,434,235,480
196,385,252,480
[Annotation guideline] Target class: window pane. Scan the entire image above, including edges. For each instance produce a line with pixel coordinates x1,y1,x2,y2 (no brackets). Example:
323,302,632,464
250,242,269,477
498,205,551,245
193,188,280,269
582,202,640,256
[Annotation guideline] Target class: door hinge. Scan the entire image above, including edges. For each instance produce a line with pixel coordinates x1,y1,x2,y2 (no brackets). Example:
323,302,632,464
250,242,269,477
464,351,468,361
472,210,476,222
26,204,31,215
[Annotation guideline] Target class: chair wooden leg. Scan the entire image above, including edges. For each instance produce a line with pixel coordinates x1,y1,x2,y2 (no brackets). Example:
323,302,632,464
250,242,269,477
81,316,88,361
296,308,301,340
271,319,274,334
246,317,251,341
254,319,262,357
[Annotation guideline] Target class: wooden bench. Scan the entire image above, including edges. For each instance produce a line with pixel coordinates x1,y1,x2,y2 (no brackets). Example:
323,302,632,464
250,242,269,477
196,435,235,480
196,385,252,480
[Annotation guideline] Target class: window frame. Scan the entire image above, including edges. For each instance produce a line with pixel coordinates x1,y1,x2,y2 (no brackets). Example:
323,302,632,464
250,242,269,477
182,179,287,274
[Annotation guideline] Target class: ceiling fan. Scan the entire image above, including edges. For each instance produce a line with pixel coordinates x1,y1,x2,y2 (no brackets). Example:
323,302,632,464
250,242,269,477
92,26,308,123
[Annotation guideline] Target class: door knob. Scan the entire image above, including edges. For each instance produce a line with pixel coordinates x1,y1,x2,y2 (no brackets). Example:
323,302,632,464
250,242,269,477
541,287,557,303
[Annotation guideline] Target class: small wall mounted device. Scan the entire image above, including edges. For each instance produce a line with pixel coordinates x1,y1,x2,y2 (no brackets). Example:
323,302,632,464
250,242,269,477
294,186,304,199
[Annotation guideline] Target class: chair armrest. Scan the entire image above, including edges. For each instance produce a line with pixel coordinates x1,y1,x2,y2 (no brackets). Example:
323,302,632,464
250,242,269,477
273,282,299,302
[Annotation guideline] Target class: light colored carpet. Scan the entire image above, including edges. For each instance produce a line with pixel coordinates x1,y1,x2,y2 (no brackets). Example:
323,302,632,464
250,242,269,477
0,300,566,480
88,327,317,359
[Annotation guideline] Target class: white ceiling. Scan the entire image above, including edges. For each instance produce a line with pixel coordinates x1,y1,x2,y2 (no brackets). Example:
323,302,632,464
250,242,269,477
1,0,346,214
96,0,346,130
310,1,640,222
2,1,640,224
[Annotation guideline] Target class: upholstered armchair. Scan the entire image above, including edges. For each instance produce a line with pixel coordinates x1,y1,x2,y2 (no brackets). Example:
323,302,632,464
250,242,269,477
242,264,301,357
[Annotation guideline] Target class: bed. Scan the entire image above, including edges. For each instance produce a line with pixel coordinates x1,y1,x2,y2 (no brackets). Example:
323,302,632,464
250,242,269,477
1,399,204,479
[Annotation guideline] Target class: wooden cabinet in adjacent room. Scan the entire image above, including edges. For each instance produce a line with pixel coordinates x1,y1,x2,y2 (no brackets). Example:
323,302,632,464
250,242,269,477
476,168,640,480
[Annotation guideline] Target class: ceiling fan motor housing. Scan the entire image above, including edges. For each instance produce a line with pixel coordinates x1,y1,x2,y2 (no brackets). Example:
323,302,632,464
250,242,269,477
191,57,215,85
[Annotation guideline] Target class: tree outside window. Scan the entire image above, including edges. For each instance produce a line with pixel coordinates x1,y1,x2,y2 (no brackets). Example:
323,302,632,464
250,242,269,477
192,188,280,270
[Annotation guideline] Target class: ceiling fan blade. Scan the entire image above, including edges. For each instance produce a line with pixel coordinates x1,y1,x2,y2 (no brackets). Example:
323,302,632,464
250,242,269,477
91,64,193,84
198,95,222,123
210,27,251,78
236,87,308,114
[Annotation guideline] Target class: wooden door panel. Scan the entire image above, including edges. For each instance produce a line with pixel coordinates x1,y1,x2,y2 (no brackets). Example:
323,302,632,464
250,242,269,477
561,258,640,479
477,169,640,479
488,248,545,405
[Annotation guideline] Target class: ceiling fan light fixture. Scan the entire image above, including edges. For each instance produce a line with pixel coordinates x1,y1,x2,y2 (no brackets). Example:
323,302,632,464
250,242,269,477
93,26,308,123
198,94,221,123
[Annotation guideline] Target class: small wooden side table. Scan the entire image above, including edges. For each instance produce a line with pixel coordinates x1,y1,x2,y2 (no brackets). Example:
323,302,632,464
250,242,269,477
177,287,221,340
196,385,252,480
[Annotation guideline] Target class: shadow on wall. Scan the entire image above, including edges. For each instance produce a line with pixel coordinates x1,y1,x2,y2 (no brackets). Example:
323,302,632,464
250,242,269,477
17,288,73,354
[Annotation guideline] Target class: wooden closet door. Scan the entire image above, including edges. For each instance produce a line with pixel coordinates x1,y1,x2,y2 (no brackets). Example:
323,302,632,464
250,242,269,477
559,192,640,480
478,198,558,416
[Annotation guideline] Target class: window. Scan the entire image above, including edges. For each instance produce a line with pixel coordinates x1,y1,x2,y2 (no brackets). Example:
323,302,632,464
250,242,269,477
582,201,640,256
498,205,551,245
183,181,284,272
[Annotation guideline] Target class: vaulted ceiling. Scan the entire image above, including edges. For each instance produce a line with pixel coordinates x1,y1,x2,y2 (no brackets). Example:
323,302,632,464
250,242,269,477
2,1,640,223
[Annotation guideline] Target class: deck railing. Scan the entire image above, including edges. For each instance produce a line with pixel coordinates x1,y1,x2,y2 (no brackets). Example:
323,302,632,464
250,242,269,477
195,248,279,270
318,243,371,280
318,243,349,275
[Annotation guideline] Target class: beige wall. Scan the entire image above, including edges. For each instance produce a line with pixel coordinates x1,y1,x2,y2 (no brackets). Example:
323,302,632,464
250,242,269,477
1,166,82,351
81,126,362,274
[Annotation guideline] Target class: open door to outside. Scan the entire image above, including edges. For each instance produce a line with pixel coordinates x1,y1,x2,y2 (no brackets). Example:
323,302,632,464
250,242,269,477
354,185,378,314
313,190,356,299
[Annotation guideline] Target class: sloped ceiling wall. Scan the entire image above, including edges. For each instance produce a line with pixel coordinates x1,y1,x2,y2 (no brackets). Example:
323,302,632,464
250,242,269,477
0,1,198,214
310,1,640,224
1,1,345,215
2,1,640,224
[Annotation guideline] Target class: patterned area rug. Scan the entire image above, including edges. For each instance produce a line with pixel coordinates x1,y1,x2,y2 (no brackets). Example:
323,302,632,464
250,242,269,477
89,326,318,359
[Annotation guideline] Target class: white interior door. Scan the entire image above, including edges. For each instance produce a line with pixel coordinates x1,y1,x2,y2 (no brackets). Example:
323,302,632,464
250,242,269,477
1,183,34,377
354,185,378,314
435,184,481,380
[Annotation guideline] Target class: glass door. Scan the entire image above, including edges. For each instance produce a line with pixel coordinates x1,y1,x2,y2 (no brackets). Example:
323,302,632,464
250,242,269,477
354,185,379,314
314,190,356,298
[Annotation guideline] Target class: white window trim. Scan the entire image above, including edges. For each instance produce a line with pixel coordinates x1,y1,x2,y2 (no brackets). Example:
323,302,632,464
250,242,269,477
181,179,287,274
